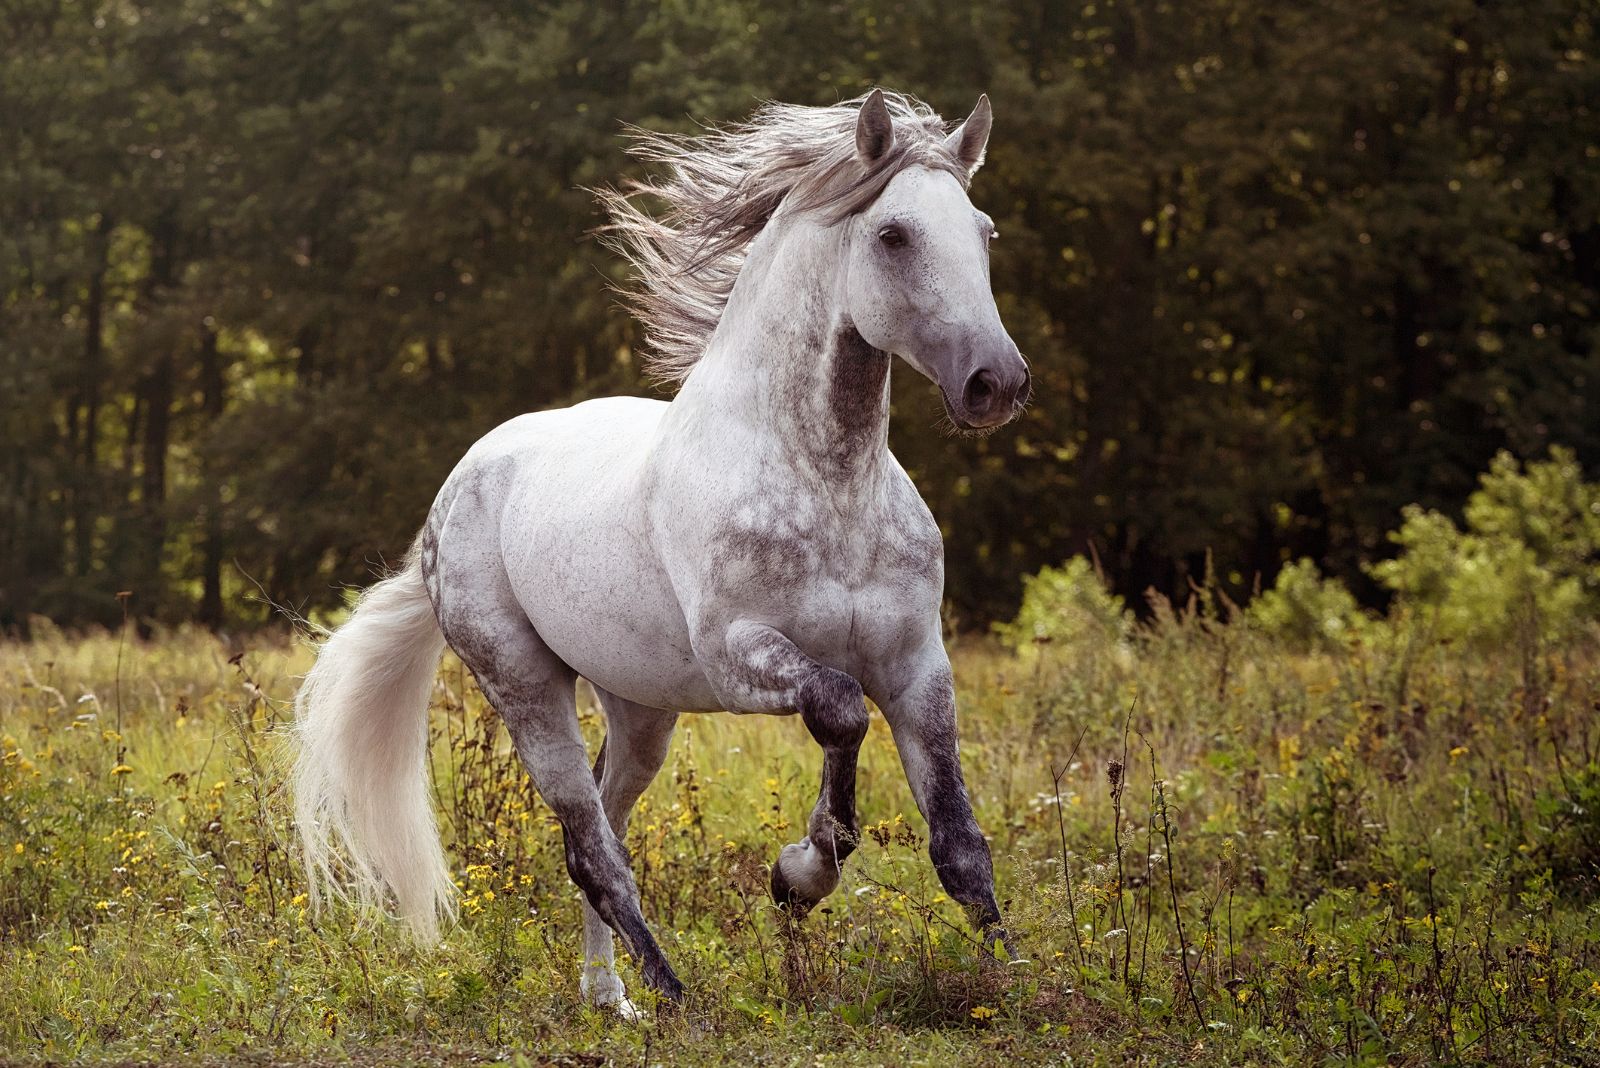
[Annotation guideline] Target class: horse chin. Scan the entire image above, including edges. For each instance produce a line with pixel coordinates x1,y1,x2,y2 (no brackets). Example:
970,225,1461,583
939,395,1008,438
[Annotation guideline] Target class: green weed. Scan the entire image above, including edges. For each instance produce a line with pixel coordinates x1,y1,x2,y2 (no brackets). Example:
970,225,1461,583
1,601,1598,1064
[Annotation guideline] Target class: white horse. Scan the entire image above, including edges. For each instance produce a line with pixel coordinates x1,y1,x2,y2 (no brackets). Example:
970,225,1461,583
294,89,1030,1014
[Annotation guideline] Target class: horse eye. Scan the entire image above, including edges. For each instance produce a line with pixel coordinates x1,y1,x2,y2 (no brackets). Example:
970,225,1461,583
878,226,905,248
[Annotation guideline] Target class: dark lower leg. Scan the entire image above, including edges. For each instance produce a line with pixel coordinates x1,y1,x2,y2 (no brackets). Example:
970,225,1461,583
561,808,683,1000
881,665,1009,953
928,797,1004,933
771,669,868,912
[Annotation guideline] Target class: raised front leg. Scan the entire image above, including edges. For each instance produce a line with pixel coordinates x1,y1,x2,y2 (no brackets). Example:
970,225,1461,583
705,620,869,913
874,652,1008,952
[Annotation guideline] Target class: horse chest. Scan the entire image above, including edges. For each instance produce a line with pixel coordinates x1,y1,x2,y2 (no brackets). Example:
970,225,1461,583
699,486,943,671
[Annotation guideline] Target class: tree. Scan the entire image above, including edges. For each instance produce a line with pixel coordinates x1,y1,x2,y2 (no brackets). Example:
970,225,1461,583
1,0,1596,631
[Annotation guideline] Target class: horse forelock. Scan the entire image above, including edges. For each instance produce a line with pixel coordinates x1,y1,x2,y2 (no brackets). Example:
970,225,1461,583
595,90,968,386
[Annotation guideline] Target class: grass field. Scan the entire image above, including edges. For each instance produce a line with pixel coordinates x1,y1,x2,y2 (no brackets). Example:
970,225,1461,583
2,602,1598,1066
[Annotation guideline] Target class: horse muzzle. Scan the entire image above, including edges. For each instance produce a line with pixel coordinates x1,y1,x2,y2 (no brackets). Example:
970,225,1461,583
950,345,1031,430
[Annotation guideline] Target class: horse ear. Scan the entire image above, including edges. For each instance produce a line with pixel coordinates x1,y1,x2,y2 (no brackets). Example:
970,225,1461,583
944,94,993,177
855,89,895,164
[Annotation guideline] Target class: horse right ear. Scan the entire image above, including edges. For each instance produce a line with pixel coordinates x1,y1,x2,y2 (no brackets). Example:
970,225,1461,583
855,89,894,164
943,94,993,178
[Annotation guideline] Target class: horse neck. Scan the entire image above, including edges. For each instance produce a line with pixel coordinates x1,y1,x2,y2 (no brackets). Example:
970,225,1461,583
681,216,892,494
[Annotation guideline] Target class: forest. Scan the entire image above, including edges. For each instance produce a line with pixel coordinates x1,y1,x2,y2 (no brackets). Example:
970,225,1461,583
2,0,1597,632
4,6,1600,1064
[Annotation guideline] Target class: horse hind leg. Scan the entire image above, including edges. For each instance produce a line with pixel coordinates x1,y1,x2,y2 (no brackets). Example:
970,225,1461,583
441,605,684,1005
579,689,678,1016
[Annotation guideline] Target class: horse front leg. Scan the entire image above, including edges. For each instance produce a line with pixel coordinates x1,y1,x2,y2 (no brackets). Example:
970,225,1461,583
774,666,871,911
874,652,1009,954
707,620,869,913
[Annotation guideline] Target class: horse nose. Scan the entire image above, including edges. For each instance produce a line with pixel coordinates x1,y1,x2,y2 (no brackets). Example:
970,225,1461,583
962,368,1001,417
961,356,1028,428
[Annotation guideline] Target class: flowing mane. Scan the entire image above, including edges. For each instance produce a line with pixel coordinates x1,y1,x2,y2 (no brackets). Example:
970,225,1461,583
597,91,969,384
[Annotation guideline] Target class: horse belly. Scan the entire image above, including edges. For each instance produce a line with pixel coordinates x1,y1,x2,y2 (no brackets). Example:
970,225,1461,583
536,586,717,712
508,513,720,712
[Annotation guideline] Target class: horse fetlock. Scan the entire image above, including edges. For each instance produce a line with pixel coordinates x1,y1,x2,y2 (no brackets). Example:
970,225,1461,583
981,924,1017,963
807,805,860,855
580,958,627,1006
929,827,1000,923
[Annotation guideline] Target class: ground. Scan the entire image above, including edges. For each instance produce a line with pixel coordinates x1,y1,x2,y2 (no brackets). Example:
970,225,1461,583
1,607,1597,1066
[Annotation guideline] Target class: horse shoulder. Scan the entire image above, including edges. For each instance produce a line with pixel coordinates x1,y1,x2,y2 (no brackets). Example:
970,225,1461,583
874,461,944,585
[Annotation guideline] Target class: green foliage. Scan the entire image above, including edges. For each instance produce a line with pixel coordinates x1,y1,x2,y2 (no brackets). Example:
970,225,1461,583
1468,447,1600,604
991,556,1130,652
5,606,1600,1064
4,0,1599,631
1369,448,1600,647
1535,762,1600,897
1246,558,1369,650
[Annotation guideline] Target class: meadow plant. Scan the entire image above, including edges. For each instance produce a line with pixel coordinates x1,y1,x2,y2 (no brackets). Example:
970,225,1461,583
2,471,1599,1062
1245,559,1370,652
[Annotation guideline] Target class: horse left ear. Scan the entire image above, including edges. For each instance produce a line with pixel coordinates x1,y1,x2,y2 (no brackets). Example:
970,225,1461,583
856,88,895,163
944,94,993,177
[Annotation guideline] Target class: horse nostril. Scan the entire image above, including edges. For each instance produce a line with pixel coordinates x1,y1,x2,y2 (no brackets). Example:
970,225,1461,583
963,368,999,414
1016,367,1033,408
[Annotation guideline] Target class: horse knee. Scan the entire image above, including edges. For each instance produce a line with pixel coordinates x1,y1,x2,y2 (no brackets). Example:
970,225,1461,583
798,668,868,749
560,816,634,914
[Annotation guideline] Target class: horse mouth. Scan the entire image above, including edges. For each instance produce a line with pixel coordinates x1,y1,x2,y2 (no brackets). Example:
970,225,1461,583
939,392,1017,437
936,360,1031,435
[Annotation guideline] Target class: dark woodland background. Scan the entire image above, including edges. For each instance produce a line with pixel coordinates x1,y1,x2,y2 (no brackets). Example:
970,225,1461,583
2,0,1596,633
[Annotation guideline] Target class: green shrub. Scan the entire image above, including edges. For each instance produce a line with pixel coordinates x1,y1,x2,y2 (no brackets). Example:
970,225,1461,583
1246,558,1369,650
1367,447,1599,648
992,556,1131,653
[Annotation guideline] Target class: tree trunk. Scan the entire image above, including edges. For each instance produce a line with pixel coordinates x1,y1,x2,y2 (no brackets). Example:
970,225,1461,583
138,350,175,620
73,214,111,578
197,325,226,628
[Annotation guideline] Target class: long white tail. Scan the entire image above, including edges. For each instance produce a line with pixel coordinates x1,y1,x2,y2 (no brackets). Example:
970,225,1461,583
293,551,456,941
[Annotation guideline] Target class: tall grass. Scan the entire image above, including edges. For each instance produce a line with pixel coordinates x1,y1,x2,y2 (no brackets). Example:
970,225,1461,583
1,602,1597,1065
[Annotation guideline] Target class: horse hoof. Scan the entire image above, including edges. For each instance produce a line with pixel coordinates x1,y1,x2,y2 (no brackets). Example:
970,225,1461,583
982,925,1016,963
769,858,816,916
588,991,643,1022
645,961,686,1006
